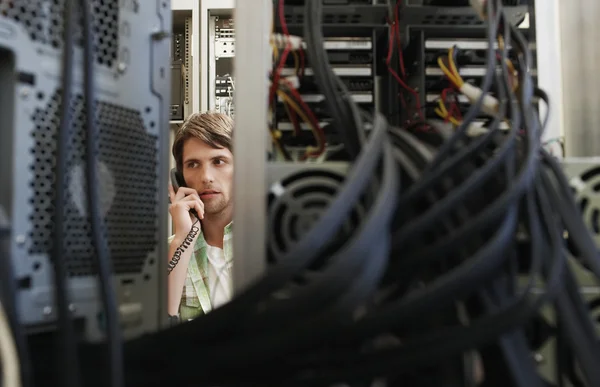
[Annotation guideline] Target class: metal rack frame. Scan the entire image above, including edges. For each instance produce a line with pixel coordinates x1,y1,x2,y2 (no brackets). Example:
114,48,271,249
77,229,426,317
534,0,565,147
231,0,271,293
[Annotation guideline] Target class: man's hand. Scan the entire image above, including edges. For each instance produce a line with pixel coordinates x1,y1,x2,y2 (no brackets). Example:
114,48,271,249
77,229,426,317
168,184,204,239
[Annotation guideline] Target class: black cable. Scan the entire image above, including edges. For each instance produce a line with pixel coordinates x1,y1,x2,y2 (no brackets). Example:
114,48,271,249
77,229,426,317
303,0,362,158
79,2,124,387
481,284,545,387
52,1,81,386
541,150,600,277
167,219,200,274
47,1,600,386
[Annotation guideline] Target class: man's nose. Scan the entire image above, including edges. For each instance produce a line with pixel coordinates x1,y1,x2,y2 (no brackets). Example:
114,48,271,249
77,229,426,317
200,166,214,183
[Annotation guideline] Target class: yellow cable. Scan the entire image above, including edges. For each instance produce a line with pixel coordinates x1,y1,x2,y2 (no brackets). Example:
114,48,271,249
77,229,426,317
270,14,278,60
447,47,464,87
276,90,323,156
292,50,300,74
498,35,506,50
434,107,461,126
437,56,461,88
497,35,518,90
449,116,461,126
436,99,461,126
434,107,447,120
269,127,288,159
437,99,449,116
267,107,285,158
282,101,298,135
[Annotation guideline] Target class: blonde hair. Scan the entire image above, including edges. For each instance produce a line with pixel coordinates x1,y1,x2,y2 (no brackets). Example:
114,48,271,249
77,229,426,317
172,112,233,171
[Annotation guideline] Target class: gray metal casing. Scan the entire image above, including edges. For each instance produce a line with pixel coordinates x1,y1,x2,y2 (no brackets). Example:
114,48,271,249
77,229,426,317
0,1,171,341
232,0,271,293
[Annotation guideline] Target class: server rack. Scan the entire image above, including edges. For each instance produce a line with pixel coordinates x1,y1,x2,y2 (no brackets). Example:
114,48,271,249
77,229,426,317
386,3,529,126
273,1,388,161
208,14,236,118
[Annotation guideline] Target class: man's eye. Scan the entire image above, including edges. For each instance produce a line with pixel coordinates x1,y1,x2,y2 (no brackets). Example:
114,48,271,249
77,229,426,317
187,162,198,168
214,159,225,165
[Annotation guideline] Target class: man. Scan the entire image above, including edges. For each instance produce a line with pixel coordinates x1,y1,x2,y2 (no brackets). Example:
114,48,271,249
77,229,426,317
167,112,234,323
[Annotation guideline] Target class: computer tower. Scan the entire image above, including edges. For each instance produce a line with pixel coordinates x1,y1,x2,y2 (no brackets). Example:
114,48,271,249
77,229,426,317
0,1,171,341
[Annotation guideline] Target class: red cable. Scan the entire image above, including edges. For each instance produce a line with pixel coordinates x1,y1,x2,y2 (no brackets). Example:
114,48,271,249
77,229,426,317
394,1,406,78
270,0,291,104
288,105,302,136
281,80,326,156
386,1,424,121
441,87,462,122
298,47,305,77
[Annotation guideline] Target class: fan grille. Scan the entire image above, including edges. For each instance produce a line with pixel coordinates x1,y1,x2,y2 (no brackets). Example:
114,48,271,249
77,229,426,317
572,166,600,238
29,91,158,276
267,169,365,270
0,0,119,67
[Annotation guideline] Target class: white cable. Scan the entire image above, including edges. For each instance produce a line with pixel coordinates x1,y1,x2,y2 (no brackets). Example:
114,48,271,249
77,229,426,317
270,76,300,89
271,33,303,50
0,300,21,387
460,82,500,116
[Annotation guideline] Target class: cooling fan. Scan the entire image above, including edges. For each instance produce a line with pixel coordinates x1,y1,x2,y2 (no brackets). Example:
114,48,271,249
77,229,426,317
266,163,369,269
562,158,600,278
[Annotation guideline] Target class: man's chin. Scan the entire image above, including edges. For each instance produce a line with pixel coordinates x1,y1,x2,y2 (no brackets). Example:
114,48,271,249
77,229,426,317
203,204,226,216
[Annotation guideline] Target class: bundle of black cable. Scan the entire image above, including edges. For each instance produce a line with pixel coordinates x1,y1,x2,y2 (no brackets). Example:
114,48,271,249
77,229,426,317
31,0,600,386
321,0,600,386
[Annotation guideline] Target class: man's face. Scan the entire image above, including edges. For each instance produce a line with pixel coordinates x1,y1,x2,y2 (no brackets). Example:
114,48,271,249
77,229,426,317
181,137,233,216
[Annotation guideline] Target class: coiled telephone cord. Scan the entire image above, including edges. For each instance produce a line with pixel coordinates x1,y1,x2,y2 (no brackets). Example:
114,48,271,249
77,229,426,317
167,219,201,274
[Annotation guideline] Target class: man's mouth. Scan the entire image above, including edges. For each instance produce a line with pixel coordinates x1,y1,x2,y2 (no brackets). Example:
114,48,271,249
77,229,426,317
199,190,220,197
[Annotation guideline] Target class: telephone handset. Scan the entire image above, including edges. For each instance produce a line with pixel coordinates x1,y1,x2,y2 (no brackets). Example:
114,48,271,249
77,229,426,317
170,168,187,192
170,168,200,219
167,167,201,275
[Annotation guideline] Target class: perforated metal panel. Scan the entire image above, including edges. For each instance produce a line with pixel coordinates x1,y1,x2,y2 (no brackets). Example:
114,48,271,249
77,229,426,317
184,16,191,106
0,1,170,338
29,91,158,277
0,0,119,67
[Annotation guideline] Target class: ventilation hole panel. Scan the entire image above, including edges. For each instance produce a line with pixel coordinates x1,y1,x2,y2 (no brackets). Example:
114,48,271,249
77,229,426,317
29,90,159,276
267,169,366,270
0,0,119,67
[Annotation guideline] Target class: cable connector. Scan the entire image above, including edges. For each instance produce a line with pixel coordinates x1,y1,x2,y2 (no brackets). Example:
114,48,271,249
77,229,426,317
283,75,300,89
460,82,499,117
270,75,300,89
466,121,510,137
469,0,487,20
271,33,303,50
